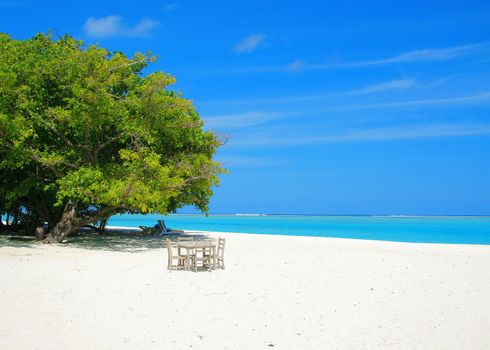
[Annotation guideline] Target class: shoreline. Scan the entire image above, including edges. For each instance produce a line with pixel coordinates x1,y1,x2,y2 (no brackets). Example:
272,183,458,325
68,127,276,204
103,225,490,247
110,213,490,217
2,225,490,247
4,215,490,245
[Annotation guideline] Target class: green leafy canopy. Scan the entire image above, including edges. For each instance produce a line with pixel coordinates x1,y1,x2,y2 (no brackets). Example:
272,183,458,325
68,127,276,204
0,32,225,229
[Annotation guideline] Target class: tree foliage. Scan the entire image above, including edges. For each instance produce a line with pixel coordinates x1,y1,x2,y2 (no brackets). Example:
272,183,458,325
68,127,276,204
0,32,224,242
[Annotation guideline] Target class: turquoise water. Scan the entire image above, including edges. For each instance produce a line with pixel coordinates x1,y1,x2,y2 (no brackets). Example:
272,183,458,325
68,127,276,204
108,214,490,245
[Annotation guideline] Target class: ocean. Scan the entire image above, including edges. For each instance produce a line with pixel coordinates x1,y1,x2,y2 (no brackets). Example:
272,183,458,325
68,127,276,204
108,214,490,245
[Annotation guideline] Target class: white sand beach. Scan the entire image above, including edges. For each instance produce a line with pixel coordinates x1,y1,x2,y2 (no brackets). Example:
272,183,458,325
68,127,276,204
1,231,490,349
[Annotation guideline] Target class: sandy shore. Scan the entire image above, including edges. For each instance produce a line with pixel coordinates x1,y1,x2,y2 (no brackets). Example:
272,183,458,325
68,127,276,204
1,231,490,349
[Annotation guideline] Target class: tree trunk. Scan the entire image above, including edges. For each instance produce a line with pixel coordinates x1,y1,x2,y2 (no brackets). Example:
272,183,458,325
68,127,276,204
43,202,78,243
41,203,117,243
35,227,45,241
99,218,108,233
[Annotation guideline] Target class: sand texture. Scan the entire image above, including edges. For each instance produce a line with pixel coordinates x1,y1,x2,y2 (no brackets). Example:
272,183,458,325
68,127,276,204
1,231,490,349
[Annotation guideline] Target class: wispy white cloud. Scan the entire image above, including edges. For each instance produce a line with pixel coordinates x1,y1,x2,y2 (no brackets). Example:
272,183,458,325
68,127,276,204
130,18,160,37
315,90,490,113
221,42,490,73
286,60,306,72
202,90,490,137
231,123,490,147
223,91,490,119
331,43,489,68
202,78,418,107
83,16,121,38
352,79,417,94
217,155,291,167
83,15,160,38
163,3,178,11
233,34,267,53
204,112,279,129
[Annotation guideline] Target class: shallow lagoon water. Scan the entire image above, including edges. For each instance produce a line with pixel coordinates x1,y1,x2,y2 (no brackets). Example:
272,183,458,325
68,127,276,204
109,214,490,245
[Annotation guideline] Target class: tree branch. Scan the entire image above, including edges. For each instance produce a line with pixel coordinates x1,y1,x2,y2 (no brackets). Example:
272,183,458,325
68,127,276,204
108,58,149,72
41,114,76,148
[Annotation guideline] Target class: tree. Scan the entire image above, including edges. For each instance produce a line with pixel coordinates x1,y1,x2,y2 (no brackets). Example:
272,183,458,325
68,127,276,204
0,33,224,243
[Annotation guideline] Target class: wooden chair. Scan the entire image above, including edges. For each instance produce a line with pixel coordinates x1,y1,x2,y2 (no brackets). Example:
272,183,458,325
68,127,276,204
166,239,186,270
216,238,225,269
191,241,213,272
139,224,158,234
139,219,185,236
158,219,185,235
177,236,196,270
140,220,177,235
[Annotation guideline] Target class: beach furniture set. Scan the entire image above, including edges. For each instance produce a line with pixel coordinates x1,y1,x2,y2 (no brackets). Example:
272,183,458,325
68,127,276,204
166,236,225,272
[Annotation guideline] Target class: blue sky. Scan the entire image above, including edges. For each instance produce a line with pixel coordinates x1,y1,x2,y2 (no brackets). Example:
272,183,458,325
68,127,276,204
1,0,490,214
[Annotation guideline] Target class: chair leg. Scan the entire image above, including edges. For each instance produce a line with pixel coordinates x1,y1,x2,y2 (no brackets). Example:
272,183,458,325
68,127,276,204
218,258,224,269
184,252,190,271
206,256,212,271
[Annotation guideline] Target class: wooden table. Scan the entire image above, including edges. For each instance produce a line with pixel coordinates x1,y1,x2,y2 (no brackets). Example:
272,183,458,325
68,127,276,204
177,241,217,270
